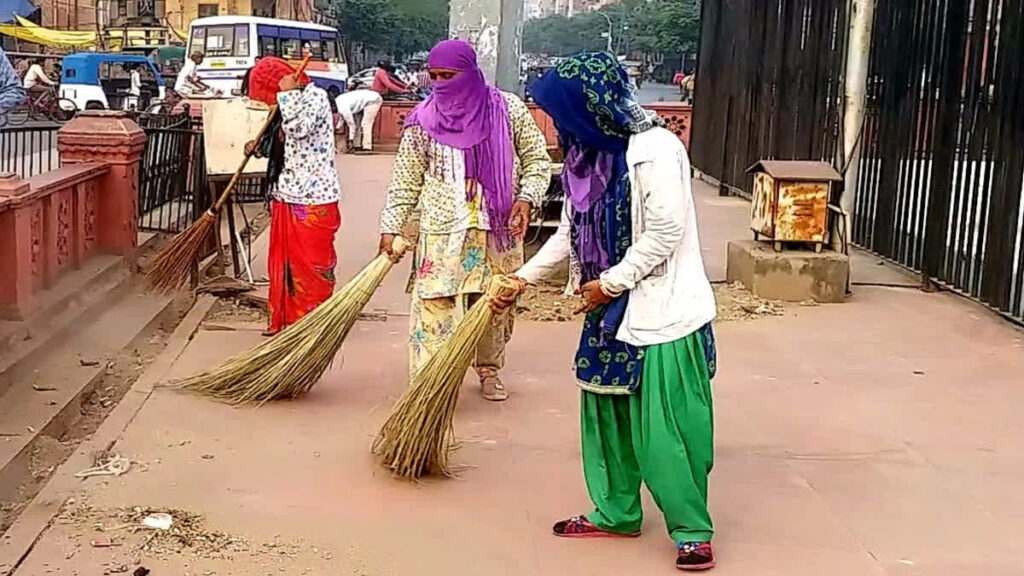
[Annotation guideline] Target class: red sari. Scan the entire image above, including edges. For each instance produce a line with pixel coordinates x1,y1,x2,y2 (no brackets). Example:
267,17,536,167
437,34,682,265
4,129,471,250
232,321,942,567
267,200,342,334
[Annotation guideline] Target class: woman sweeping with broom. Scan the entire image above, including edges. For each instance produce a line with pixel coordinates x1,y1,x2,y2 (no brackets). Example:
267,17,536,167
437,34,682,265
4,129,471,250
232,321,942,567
244,57,342,336
492,53,719,571
377,39,550,401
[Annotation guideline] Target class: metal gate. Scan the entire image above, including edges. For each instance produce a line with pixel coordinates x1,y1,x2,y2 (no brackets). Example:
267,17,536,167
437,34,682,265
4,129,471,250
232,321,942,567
137,111,211,233
1,125,60,179
853,0,1024,322
690,0,849,196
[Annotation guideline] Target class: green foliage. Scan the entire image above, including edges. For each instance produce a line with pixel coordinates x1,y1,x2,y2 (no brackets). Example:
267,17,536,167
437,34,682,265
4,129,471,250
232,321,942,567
333,0,449,62
523,0,700,57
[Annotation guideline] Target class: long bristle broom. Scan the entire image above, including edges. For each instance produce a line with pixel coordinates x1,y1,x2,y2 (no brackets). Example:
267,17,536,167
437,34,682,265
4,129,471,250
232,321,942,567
177,237,412,405
372,275,521,479
145,57,311,292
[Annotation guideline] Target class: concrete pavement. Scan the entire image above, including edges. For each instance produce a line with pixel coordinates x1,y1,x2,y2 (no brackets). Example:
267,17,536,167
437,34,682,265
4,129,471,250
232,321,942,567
6,153,1024,575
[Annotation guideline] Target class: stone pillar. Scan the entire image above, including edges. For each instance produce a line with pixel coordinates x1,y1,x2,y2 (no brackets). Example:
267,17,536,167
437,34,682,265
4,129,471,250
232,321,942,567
449,0,524,92
57,111,146,259
0,174,35,318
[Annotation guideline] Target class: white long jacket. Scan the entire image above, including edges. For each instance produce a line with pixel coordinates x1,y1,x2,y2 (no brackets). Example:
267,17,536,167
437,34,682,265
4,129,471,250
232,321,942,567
516,127,716,347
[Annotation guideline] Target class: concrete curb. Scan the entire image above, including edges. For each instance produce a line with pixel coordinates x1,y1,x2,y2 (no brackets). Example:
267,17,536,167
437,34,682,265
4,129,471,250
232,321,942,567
0,294,217,576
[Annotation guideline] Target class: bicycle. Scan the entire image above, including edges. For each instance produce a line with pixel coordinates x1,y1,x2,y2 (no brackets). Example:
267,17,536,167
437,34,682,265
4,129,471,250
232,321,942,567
8,86,78,125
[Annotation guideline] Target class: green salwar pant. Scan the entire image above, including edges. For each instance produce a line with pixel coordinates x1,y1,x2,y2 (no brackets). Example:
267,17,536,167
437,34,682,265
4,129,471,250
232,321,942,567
581,331,714,544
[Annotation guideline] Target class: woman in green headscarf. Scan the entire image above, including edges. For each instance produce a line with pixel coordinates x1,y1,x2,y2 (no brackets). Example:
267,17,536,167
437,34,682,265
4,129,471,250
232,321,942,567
495,52,719,571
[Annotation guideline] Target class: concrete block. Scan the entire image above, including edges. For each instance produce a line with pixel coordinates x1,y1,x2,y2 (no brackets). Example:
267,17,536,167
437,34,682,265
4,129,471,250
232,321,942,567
726,240,849,303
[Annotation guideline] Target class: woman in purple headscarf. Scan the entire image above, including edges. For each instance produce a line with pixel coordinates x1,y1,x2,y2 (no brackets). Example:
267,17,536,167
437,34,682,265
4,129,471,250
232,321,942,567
378,39,551,402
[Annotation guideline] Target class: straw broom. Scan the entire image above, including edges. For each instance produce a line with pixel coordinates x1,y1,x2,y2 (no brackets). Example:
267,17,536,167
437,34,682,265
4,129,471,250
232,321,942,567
373,275,522,479
178,237,412,405
145,57,311,292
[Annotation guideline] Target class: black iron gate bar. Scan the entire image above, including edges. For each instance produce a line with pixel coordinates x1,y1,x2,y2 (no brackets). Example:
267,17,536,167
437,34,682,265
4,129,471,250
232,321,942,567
691,0,849,198
853,0,1024,322
0,125,60,179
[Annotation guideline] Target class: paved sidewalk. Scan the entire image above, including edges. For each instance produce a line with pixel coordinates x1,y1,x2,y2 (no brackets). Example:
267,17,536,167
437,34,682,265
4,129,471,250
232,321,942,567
8,154,1024,576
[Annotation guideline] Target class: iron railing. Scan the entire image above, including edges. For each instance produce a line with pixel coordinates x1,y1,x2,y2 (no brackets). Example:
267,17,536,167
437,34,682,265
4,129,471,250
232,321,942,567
0,124,61,179
138,126,209,233
690,0,849,196
853,0,1024,323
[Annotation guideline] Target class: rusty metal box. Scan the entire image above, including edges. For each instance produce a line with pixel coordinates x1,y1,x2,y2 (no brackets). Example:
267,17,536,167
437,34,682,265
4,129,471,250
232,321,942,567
746,160,841,250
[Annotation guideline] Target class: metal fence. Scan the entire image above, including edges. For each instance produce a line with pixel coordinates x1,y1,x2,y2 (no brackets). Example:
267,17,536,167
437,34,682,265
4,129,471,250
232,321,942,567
136,108,270,232
0,125,60,179
853,0,1024,322
690,0,849,196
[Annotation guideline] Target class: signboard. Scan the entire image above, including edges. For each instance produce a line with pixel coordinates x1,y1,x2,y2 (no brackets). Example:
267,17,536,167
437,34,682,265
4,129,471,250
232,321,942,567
201,99,270,178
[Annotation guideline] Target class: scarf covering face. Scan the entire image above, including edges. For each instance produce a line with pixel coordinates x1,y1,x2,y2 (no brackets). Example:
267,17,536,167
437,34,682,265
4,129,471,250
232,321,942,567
403,40,516,249
530,52,653,393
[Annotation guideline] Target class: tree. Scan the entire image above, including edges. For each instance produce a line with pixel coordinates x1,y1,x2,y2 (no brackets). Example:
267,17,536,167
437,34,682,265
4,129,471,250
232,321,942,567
523,0,700,57
333,0,449,67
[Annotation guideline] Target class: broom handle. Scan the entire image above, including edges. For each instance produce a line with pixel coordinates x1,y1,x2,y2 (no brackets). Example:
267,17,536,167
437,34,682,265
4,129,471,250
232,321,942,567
209,56,314,216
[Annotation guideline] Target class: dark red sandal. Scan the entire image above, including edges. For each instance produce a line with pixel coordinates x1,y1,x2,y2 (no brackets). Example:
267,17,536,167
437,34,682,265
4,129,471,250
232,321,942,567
676,542,715,571
552,515,640,539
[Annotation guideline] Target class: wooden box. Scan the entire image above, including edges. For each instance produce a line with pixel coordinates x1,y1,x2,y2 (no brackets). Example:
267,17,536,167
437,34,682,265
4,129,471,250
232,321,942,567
746,160,841,251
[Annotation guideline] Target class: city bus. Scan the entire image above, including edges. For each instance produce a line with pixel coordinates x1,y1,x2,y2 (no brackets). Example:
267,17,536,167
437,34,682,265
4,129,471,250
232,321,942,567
185,16,349,97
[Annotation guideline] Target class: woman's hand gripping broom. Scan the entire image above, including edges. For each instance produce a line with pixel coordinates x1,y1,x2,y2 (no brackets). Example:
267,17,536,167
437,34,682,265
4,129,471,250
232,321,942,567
178,237,412,405
372,275,525,479
145,56,312,292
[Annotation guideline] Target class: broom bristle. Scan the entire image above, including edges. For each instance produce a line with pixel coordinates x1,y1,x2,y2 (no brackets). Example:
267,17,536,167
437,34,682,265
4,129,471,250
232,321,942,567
373,275,518,479
146,212,217,292
178,249,401,405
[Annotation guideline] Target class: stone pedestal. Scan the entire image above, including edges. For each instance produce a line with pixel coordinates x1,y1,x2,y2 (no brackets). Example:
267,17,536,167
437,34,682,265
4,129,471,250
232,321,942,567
0,174,35,316
57,111,146,259
727,240,849,303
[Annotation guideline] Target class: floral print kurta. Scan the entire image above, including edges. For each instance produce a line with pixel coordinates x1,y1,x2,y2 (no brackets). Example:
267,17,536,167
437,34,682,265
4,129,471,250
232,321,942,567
380,92,551,300
379,92,551,375
276,85,341,205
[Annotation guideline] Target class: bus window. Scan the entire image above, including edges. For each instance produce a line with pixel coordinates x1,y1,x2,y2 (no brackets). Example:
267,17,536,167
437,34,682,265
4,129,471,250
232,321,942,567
280,38,302,59
201,26,235,57
235,25,250,57
192,25,250,57
303,40,323,59
189,27,207,54
260,37,278,57
324,39,341,62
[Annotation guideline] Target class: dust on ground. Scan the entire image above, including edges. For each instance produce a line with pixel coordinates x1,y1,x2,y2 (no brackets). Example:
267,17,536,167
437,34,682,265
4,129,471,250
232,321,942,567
205,297,268,325
51,498,360,575
0,288,194,535
517,281,806,322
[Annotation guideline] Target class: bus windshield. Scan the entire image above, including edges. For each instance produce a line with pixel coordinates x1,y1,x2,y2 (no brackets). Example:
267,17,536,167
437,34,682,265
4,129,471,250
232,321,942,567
190,25,251,58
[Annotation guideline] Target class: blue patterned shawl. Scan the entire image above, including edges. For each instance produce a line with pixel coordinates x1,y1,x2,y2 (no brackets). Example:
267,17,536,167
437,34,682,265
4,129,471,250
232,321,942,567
530,53,647,394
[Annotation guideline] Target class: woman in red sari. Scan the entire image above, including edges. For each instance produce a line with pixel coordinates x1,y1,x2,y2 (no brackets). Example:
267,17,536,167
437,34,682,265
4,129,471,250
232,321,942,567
245,57,342,335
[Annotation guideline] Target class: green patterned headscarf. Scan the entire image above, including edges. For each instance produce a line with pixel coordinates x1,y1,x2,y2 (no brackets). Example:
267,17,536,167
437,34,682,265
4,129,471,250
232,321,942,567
529,52,658,152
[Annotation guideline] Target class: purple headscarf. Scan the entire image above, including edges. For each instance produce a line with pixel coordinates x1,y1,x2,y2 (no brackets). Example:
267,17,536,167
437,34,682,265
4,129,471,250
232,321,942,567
404,40,516,249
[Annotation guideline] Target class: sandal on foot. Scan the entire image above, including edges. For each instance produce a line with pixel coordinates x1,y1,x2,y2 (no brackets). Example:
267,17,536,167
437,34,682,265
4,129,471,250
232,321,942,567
676,542,715,571
552,515,640,539
480,375,508,402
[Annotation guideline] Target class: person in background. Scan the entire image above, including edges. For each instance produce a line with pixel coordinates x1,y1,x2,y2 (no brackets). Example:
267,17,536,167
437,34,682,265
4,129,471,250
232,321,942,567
414,63,431,93
0,47,26,121
23,58,56,98
495,52,718,571
378,40,550,402
334,88,383,153
123,63,142,110
371,60,408,97
175,52,215,96
243,57,341,336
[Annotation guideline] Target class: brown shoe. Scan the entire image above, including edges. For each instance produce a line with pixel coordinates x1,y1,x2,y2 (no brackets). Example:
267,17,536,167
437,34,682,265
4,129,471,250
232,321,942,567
480,374,508,402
